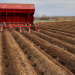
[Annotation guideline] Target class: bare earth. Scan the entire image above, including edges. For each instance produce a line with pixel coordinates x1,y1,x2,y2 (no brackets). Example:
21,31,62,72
0,21,75,75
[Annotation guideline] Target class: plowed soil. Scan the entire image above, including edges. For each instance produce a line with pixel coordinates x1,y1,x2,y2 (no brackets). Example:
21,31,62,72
0,21,75,75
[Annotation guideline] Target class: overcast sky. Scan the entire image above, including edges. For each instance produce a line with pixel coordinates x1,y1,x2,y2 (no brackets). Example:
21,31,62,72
0,0,75,17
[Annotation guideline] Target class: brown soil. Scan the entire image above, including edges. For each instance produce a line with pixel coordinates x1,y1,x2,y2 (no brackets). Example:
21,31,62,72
12,31,74,75
32,30,75,54
40,30,75,45
46,29,75,38
0,20,75,75
22,30,75,74
36,21,75,34
1,31,37,75
0,33,2,75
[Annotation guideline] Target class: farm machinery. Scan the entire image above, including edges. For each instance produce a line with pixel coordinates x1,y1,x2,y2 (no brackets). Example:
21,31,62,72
0,3,39,33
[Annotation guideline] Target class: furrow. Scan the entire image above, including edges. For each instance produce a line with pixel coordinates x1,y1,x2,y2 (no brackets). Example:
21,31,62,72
22,30,75,74
12,31,74,75
0,33,2,75
45,29,75,38
40,30,75,45
2,31,37,75
32,30,75,54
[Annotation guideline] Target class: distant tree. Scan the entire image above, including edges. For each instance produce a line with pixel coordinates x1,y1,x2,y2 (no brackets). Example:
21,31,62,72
42,15,48,18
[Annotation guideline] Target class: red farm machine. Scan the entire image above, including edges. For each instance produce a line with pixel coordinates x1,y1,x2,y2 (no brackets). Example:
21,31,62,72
0,3,39,33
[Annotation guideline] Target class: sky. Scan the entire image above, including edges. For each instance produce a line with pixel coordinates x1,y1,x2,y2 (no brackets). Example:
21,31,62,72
0,0,75,17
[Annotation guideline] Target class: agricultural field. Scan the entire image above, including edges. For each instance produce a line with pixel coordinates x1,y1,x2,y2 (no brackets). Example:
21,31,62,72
0,21,75,75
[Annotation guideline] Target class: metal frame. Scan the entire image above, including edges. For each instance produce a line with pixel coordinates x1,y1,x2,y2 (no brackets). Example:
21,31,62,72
0,3,39,33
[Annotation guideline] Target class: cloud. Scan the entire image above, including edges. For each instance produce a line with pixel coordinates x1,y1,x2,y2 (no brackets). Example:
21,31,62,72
1,0,75,6
1,0,75,16
35,1,75,16
1,0,46,5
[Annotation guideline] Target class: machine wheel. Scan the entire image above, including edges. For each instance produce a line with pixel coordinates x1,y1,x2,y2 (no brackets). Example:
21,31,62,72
3,22,6,26
32,23,35,30
32,23,35,26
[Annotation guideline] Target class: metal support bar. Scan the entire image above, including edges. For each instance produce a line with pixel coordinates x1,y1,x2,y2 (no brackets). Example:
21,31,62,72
6,10,7,24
